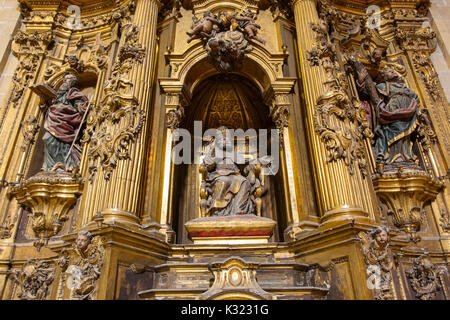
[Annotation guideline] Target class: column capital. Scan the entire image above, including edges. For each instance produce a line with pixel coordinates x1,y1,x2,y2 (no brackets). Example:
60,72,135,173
290,0,317,8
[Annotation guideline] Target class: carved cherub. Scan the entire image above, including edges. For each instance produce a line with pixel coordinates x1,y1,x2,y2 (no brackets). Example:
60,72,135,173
75,230,93,254
65,55,85,73
359,226,394,299
234,9,266,45
187,11,221,43
58,231,105,300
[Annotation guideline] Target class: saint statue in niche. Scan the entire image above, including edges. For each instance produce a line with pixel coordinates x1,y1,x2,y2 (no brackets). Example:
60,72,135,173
348,56,420,169
41,73,89,171
199,127,265,217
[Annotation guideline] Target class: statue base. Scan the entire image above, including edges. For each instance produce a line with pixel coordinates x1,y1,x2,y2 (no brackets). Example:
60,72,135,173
185,215,276,245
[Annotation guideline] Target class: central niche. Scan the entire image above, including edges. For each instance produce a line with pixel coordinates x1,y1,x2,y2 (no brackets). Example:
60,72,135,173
171,74,289,244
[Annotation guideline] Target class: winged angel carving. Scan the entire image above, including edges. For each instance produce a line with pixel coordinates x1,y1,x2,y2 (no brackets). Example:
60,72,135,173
57,231,105,300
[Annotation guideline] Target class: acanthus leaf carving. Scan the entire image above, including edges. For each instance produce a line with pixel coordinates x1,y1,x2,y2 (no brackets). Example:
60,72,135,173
0,212,15,239
439,209,450,233
8,259,55,300
406,252,448,300
84,23,146,182
7,30,53,108
308,14,370,177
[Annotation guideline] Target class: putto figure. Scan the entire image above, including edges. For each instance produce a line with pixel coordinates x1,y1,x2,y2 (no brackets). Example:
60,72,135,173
359,226,394,300
186,9,265,72
199,127,265,217
58,230,105,300
234,9,265,45
42,73,89,171
186,10,220,43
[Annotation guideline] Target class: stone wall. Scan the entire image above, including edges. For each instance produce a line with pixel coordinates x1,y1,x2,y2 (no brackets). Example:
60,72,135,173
0,0,20,106
430,0,450,102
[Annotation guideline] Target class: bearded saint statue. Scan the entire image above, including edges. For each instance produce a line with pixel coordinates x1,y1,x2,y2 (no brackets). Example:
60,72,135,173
200,127,256,216
42,73,89,170
349,57,419,165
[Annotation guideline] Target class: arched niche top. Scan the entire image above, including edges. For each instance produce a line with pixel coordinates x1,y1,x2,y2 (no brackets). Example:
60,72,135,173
46,66,99,91
190,0,259,14
163,41,293,99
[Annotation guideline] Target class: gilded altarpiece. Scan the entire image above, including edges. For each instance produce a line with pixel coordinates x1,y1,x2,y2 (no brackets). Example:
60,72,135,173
0,0,448,300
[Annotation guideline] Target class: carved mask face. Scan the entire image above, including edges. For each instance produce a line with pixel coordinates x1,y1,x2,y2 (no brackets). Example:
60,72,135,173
67,56,78,67
76,234,91,252
372,49,383,64
375,229,388,247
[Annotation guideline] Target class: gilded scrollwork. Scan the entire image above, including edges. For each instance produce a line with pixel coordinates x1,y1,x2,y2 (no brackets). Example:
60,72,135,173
8,259,55,300
373,171,443,243
7,30,53,108
308,14,370,177
9,169,84,251
406,253,448,300
0,213,15,239
440,209,450,233
84,22,146,182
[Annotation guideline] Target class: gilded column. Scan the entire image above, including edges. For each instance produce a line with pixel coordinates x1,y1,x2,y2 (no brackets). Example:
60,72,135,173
80,0,160,228
291,0,377,227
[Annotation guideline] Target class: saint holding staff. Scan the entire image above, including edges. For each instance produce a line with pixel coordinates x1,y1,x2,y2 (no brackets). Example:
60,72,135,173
33,73,89,170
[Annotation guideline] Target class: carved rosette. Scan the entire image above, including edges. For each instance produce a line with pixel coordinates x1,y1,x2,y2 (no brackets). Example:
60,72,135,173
9,171,84,250
57,235,105,300
84,23,146,182
8,259,55,300
406,253,448,300
308,18,370,177
372,171,444,243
